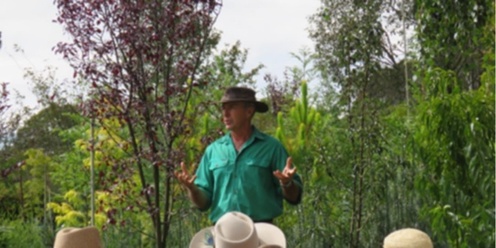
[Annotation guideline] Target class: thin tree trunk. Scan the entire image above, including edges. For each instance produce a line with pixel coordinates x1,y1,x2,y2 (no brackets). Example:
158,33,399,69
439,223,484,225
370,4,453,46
19,168,24,219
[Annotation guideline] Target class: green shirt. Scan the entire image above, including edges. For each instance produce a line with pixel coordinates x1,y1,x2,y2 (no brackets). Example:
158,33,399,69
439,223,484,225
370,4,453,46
194,127,302,223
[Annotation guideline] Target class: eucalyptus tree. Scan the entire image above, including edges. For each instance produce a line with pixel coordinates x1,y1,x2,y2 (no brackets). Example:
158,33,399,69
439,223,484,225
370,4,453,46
0,83,29,220
414,0,493,90
308,0,494,247
0,82,23,152
54,0,222,247
310,0,415,107
0,82,18,218
308,0,419,246
0,82,9,143
411,0,495,246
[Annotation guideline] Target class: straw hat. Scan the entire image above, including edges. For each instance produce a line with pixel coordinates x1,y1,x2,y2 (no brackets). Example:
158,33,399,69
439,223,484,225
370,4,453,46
220,87,269,113
53,226,102,248
189,211,286,248
383,228,433,248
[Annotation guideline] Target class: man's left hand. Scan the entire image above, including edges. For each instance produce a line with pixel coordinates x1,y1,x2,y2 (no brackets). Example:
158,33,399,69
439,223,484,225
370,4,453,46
273,157,296,185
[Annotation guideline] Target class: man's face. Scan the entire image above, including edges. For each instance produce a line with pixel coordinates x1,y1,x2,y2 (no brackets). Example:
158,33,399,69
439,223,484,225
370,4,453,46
221,102,254,131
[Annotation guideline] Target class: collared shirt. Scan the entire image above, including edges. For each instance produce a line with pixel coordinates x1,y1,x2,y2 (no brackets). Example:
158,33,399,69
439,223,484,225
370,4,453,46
194,127,303,223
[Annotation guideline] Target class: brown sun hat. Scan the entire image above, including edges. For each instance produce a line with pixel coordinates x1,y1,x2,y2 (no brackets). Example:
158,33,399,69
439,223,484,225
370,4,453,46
383,228,433,248
220,87,269,113
53,226,102,248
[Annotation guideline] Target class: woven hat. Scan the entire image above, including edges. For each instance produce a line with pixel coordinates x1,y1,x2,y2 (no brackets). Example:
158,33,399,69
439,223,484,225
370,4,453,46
53,226,102,248
220,87,269,113
383,228,433,248
189,211,286,248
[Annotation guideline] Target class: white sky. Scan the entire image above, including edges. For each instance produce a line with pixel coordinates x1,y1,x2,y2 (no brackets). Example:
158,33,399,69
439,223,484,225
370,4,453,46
0,0,320,109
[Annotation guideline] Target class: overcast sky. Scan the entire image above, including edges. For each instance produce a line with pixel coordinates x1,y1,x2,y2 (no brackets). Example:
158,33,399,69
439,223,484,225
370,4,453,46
0,0,320,108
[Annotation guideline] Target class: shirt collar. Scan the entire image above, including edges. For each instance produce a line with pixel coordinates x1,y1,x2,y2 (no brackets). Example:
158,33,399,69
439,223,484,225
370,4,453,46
251,126,265,140
219,126,265,144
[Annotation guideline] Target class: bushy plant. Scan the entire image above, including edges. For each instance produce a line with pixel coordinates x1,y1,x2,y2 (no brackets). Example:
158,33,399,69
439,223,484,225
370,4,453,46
0,219,45,248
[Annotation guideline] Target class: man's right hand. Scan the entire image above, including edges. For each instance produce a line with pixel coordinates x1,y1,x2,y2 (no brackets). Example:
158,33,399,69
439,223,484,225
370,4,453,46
174,162,209,210
174,162,197,189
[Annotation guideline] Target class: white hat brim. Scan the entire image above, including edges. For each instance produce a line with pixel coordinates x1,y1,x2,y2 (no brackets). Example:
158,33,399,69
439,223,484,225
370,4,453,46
255,223,286,248
189,227,214,248
189,224,286,248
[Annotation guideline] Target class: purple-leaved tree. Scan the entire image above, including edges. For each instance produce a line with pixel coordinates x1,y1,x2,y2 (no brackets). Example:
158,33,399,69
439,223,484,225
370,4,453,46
54,0,222,247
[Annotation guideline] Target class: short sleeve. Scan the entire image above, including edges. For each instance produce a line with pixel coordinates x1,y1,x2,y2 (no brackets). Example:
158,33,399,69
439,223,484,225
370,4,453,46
194,147,213,210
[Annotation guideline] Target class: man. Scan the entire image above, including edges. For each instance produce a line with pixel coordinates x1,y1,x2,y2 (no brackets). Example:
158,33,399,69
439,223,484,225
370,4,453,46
175,86,303,224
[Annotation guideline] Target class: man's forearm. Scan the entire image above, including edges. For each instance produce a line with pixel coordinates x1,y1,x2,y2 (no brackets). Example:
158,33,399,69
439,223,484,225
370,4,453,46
281,180,301,203
187,185,210,210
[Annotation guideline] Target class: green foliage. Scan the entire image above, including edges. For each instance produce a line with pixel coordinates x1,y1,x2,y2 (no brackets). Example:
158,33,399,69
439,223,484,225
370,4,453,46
274,81,332,247
276,81,321,155
309,0,410,107
409,1,495,246
0,83,19,147
22,149,52,220
14,103,78,156
201,41,263,90
412,67,494,247
0,220,45,248
414,0,494,89
47,190,87,227
0,103,80,223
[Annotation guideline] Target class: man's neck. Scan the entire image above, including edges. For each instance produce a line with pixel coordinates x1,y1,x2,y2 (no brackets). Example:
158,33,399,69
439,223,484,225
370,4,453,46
230,125,253,144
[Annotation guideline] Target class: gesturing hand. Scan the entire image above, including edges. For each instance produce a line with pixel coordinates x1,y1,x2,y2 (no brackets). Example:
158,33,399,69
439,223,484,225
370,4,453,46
273,157,297,185
174,162,197,189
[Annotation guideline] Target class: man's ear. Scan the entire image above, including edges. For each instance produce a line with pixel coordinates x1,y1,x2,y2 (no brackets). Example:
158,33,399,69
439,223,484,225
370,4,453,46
247,106,255,118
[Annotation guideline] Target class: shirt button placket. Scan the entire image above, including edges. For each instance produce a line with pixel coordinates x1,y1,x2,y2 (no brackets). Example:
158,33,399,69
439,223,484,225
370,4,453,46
233,159,239,195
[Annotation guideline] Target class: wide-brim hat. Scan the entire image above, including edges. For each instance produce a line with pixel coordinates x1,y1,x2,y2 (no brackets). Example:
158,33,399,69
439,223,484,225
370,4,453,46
53,226,102,248
383,228,433,248
220,87,269,113
189,212,286,248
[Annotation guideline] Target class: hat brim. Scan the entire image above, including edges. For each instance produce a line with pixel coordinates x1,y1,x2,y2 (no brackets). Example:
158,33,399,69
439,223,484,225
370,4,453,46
255,223,286,247
254,101,269,113
189,227,214,248
189,224,286,248
220,100,268,113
